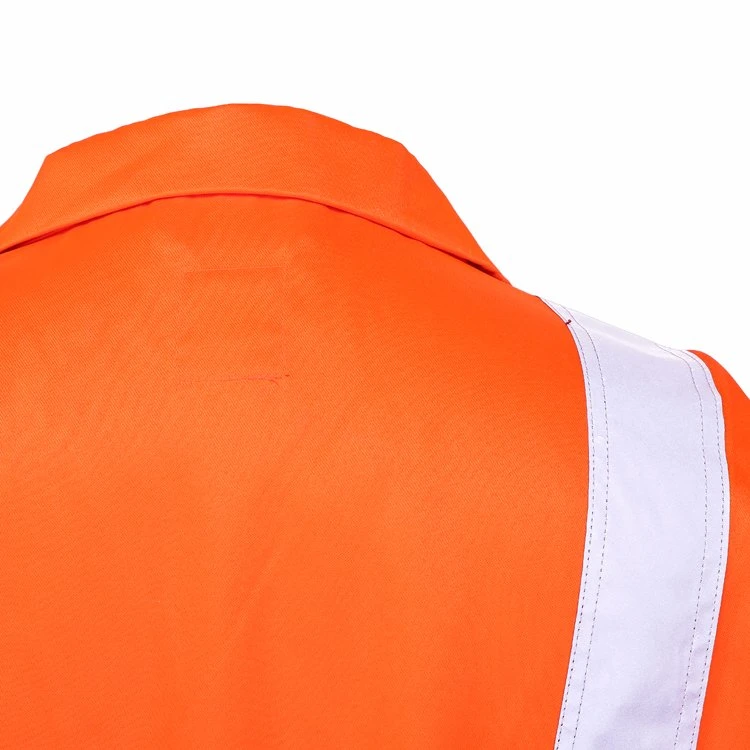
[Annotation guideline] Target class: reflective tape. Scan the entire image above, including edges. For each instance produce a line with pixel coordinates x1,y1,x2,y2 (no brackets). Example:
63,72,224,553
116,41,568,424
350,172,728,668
545,301,730,750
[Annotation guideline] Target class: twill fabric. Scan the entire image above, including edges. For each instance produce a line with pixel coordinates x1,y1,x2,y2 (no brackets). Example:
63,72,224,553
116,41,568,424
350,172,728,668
0,104,747,749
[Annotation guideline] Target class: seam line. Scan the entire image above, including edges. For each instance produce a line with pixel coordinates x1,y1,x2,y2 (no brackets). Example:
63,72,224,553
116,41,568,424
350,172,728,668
655,346,710,750
565,308,610,748
553,306,598,749
685,352,728,750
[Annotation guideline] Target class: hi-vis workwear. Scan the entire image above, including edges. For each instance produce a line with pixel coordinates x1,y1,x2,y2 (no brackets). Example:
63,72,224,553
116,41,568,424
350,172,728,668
0,104,747,749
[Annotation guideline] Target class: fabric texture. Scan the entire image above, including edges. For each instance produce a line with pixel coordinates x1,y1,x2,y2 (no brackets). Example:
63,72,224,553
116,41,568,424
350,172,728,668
0,104,747,749
544,301,730,750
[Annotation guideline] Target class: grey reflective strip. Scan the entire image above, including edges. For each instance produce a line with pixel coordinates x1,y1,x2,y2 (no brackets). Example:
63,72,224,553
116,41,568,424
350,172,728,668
545,300,730,750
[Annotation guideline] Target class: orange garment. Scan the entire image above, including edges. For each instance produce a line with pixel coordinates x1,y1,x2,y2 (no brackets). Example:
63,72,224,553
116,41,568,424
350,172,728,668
0,104,746,748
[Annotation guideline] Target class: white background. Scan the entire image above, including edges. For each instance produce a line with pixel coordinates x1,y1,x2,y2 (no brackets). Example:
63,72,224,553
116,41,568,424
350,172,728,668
1,1,748,389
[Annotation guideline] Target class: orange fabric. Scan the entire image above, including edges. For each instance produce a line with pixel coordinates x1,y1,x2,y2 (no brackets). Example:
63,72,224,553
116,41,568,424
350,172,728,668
0,105,586,748
693,352,750,749
0,103,746,748
0,105,504,282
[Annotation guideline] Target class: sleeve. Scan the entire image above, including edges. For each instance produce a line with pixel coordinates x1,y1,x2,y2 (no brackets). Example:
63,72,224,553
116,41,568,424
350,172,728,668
691,350,750,749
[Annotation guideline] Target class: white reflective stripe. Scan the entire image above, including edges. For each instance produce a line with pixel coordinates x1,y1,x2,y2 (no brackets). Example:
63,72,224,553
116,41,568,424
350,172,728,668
545,300,730,750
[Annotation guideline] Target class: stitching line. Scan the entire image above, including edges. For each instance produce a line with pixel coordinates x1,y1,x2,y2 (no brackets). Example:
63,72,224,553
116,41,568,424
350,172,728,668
655,346,709,750
0,191,507,283
686,353,728,750
566,309,610,748
553,304,598,749
549,307,726,749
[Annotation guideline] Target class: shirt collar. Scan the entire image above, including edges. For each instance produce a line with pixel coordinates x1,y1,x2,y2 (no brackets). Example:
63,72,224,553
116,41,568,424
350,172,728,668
0,103,506,282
